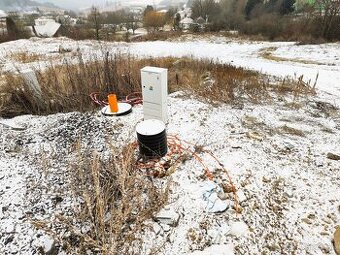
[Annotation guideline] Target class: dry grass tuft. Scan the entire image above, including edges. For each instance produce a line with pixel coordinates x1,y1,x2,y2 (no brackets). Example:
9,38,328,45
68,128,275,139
259,47,326,66
8,52,44,63
273,74,317,102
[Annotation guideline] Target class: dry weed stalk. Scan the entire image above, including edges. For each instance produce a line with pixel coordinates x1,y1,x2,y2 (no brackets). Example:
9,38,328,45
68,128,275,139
277,75,316,99
8,52,43,63
52,142,171,254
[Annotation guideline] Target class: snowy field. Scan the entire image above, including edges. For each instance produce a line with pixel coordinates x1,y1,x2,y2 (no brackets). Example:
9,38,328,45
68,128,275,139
0,36,339,254
0,36,339,97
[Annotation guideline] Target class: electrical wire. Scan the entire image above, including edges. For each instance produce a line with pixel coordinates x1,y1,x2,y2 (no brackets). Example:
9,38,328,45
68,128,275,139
90,92,143,107
90,91,239,212
122,92,143,106
134,135,240,213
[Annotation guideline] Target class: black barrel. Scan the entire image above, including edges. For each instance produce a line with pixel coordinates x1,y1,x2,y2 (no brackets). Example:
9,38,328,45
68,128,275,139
136,119,168,158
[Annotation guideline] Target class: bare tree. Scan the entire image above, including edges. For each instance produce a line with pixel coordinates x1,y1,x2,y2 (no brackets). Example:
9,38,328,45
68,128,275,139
316,0,340,38
126,12,139,35
191,0,221,21
174,13,181,30
89,6,102,40
143,11,166,32
219,0,247,29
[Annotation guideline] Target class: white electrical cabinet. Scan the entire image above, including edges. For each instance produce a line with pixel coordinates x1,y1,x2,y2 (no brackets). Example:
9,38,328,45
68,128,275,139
141,66,168,123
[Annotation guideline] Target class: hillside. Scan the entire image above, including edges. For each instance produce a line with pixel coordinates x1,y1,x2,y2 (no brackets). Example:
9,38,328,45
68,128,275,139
0,0,61,11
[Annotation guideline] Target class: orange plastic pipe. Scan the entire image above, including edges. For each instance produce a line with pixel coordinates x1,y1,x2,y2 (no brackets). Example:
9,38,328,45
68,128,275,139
108,94,119,112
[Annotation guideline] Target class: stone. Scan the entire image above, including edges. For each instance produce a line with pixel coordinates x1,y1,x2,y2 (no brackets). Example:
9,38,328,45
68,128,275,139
162,224,171,232
217,191,228,201
33,234,57,255
207,229,222,244
4,235,14,245
155,207,180,227
283,140,295,151
42,236,57,255
3,221,15,233
229,221,248,237
236,190,247,204
334,226,340,255
81,224,91,234
262,176,271,183
0,120,26,131
205,192,231,213
327,153,340,161
152,222,161,235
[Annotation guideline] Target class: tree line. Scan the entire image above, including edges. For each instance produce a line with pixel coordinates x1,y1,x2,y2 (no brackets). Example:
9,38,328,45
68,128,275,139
189,0,339,40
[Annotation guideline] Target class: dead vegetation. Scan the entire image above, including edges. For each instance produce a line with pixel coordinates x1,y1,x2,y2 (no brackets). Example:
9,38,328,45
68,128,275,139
0,53,316,118
8,52,44,64
130,31,184,42
259,47,327,66
279,125,306,137
31,140,170,254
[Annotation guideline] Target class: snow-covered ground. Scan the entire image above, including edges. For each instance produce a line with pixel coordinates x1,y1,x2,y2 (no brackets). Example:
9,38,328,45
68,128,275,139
0,36,339,97
0,36,339,254
1,93,339,254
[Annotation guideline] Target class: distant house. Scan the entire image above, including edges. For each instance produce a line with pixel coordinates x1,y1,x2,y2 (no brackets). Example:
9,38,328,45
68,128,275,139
33,21,66,37
35,17,56,26
177,7,192,20
196,17,206,25
179,17,194,30
0,10,7,35
0,10,7,18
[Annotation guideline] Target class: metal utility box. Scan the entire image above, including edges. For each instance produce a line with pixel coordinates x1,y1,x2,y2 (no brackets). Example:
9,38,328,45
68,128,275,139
141,66,168,123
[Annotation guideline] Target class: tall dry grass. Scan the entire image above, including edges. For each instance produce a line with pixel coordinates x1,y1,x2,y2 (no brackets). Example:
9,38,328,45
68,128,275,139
0,53,315,117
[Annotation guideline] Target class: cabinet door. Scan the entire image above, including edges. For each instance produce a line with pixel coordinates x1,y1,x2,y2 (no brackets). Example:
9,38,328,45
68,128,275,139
142,72,162,103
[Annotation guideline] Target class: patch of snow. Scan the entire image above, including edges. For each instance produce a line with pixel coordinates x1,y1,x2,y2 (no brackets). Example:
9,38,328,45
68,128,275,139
229,221,248,237
190,244,234,255
0,37,339,98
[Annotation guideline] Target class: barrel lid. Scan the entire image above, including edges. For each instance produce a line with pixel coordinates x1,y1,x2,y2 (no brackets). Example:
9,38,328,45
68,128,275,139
101,103,132,116
136,119,166,136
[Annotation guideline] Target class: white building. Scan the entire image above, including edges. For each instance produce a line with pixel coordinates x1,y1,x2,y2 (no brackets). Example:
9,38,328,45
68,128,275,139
35,17,55,26
0,10,7,35
34,21,63,37
0,10,7,18
179,17,194,30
